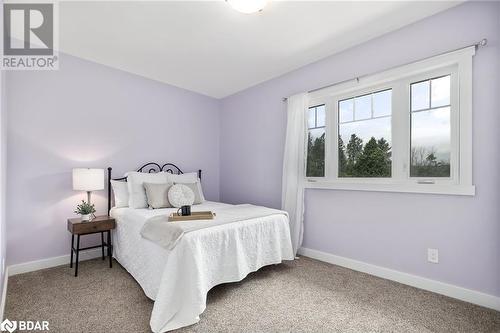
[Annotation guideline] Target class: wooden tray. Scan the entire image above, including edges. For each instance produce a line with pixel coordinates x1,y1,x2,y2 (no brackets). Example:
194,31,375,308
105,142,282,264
168,211,216,222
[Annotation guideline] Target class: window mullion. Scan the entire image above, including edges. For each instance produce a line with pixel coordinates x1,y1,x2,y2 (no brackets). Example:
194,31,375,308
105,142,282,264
329,98,338,181
391,82,408,182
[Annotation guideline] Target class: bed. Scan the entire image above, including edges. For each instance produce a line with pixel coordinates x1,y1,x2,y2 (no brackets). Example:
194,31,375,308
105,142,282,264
107,163,294,332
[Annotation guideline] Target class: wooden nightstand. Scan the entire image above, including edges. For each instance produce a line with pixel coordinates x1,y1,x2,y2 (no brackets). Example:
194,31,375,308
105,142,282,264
67,215,116,277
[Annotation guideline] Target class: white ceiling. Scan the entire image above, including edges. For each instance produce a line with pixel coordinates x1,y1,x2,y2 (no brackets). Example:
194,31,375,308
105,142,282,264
57,1,461,99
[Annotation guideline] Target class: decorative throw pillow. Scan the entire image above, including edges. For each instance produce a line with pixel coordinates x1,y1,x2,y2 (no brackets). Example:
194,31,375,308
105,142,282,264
174,181,205,204
126,172,170,208
167,184,195,208
111,180,129,208
144,182,173,209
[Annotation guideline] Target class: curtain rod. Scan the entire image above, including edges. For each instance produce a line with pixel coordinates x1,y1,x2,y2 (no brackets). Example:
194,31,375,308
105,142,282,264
282,38,488,102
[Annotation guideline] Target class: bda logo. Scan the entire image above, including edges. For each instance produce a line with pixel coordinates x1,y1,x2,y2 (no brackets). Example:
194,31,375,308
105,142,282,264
0,319,17,333
0,319,49,332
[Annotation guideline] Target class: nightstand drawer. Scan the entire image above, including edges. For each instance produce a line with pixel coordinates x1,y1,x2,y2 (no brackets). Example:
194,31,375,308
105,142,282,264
72,220,114,234
67,216,116,235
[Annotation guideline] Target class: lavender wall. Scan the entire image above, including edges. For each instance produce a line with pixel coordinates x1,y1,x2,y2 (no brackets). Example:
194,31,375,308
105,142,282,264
0,2,6,305
0,64,6,303
6,54,220,265
220,2,500,297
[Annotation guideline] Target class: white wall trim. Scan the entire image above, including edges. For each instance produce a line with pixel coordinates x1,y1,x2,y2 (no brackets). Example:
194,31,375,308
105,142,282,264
304,182,475,196
298,247,500,312
0,267,8,320
8,249,102,277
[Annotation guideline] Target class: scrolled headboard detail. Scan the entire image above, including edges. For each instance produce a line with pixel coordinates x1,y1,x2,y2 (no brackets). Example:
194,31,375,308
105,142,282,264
107,162,202,215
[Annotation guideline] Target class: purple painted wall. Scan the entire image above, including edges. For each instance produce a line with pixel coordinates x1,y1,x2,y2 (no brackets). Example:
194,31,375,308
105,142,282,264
6,54,220,265
0,2,6,304
0,65,6,301
220,2,500,297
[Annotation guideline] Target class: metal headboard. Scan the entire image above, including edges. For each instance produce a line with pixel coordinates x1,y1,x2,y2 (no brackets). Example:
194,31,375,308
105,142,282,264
107,162,202,215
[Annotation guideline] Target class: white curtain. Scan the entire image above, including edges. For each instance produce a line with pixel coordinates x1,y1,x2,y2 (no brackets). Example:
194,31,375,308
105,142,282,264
281,92,308,255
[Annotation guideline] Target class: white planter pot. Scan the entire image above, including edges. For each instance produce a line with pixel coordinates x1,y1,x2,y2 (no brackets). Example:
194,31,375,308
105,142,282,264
81,214,91,221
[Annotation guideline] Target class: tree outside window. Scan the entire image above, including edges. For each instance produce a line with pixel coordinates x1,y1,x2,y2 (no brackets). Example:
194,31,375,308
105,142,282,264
338,89,392,178
306,105,325,177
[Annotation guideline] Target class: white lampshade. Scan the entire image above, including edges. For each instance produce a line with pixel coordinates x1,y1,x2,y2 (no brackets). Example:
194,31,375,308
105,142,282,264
227,0,268,14
72,168,104,191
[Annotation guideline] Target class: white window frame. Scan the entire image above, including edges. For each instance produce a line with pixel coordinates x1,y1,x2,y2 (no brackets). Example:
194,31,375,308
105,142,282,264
304,46,475,196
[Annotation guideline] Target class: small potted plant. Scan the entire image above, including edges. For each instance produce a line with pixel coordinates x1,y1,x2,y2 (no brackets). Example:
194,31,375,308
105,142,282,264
74,200,96,222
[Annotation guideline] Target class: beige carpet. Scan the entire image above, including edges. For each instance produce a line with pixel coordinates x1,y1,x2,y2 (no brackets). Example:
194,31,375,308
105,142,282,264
5,257,500,333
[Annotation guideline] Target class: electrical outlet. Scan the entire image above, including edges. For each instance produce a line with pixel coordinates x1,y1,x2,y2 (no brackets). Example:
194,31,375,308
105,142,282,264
427,248,439,264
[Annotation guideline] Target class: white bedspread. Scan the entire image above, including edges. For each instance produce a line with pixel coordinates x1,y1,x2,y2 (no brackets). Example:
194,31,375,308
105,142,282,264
141,204,288,250
111,201,294,332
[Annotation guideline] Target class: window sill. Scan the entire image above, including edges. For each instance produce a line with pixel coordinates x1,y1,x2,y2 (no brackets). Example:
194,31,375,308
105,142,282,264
304,181,475,196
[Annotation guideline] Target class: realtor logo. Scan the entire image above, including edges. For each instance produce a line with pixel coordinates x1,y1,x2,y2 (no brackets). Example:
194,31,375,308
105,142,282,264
0,319,17,333
2,2,59,70
4,3,53,55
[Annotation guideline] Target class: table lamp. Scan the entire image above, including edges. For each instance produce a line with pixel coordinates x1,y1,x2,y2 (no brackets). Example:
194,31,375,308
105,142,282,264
72,168,104,204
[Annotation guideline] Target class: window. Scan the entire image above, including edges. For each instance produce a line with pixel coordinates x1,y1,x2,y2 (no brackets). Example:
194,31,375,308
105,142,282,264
306,104,325,177
338,89,392,178
410,76,451,177
304,46,475,195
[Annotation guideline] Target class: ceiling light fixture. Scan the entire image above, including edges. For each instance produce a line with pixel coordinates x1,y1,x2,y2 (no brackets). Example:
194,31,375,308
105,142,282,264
227,0,268,14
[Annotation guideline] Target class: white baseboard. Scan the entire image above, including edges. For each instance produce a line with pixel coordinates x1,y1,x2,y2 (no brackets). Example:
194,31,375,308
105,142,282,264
8,249,102,277
298,247,500,312
0,267,8,320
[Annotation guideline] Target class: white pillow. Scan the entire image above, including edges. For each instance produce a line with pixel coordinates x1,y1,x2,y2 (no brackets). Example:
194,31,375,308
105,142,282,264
111,180,129,208
167,172,198,184
126,172,170,208
168,184,195,208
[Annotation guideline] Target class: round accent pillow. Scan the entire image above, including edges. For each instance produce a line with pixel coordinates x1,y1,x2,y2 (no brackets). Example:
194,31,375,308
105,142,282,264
168,184,195,208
